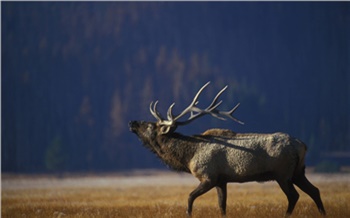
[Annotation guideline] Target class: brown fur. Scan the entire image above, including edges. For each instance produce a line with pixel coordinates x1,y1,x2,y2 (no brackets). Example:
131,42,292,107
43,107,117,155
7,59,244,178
156,133,199,173
202,128,237,137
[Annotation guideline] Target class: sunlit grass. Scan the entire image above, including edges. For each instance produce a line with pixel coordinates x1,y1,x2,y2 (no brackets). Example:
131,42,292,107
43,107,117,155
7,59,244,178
2,174,349,217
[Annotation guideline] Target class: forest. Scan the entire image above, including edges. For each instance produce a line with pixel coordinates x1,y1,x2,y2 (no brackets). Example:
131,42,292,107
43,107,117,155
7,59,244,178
2,2,349,173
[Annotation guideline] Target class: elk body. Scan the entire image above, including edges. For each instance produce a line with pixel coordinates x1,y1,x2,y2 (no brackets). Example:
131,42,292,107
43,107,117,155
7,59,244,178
129,82,326,216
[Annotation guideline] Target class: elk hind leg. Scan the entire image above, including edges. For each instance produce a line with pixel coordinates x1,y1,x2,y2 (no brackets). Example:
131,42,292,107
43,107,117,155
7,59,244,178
216,182,227,216
277,179,299,216
293,174,326,215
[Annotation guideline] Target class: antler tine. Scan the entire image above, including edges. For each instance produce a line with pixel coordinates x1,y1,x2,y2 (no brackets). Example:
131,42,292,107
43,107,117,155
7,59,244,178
186,84,228,122
172,81,211,122
206,85,228,110
149,101,164,122
177,83,244,125
207,100,227,120
194,85,228,121
176,100,224,126
216,103,245,125
176,83,226,126
167,103,175,120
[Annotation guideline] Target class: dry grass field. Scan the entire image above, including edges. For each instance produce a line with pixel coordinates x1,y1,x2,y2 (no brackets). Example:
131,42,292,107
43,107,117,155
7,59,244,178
2,171,350,218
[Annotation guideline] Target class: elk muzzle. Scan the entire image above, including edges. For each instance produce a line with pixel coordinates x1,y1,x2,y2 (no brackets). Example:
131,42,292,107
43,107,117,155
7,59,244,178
128,121,139,133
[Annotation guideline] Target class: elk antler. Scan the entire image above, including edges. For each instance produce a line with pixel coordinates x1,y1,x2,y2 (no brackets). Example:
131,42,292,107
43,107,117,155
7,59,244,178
149,81,244,127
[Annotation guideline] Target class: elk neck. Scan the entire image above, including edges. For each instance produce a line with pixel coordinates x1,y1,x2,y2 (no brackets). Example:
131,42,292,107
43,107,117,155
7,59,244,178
153,132,203,173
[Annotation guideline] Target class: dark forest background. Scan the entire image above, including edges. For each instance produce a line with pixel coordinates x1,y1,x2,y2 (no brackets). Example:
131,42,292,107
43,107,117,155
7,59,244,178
2,2,350,173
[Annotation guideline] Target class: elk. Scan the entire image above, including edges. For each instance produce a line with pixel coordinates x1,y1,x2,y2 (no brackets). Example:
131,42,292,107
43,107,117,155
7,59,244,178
129,81,326,216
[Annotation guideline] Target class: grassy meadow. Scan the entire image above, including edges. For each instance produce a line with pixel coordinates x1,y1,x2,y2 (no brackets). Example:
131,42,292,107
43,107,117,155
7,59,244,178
2,172,349,218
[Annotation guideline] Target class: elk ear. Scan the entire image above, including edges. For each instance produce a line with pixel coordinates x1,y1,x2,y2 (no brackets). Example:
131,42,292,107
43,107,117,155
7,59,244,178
160,125,171,135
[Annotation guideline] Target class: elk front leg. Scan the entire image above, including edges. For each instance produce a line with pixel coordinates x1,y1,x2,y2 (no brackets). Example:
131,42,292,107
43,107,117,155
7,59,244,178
216,182,227,216
187,180,215,216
